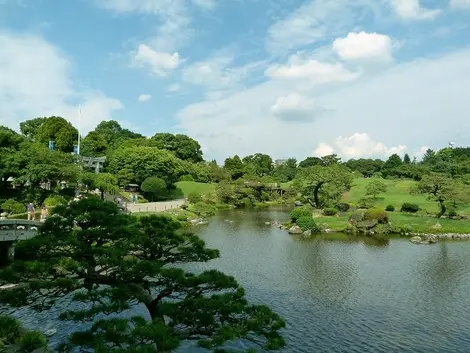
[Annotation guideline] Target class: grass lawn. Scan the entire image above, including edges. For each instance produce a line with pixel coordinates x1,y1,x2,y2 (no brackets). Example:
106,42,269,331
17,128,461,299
313,210,470,234
174,181,216,197
343,177,441,213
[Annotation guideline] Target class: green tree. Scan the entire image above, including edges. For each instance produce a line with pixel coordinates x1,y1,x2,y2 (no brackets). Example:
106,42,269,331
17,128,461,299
403,153,411,164
93,172,120,200
294,165,353,208
151,133,203,163
19,117,47,139
224,155,245,180
141,176,168,201
413,174,470,218
35,116,78,152
365,180,387,199
242,153,274,176
0,315,49,352
344,158,384,177
0,199,285,352
108,146,185,186
80,120,143,156
0,126,25,190
298,157,322,168
273,158,297,182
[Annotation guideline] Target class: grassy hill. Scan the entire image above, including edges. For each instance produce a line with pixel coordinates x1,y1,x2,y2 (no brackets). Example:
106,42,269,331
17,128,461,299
343,177,470,215
174,181,216,197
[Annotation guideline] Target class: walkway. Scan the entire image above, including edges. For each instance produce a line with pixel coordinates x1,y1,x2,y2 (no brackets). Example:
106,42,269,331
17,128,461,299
126,199,186,213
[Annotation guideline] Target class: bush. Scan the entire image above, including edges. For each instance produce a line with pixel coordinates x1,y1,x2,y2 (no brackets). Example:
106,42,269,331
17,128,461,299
335,203,350,212
58,187,77,199
385,204,395,212
44,195,67,208
358,198,375,209
290,206,312,222
141,177,167,201
401,203,419,213
349,211,365,223
19,331,47,352
364,208,389,224
296,216,319,232
1,199,26,214
0,315,22,343
188,201,217,217
323,208,338,216
179,174,195,182
448,209,458,218
187,192,202,204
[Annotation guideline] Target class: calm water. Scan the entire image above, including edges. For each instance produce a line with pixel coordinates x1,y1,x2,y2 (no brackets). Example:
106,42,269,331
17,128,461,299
6,208,470,352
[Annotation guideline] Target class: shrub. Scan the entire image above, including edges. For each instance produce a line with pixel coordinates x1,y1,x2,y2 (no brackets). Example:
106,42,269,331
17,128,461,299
385,204,395,212
0,315,22,343
188,201,217,217
323,207,338,216
358,198,375,209
187,192,203,204
176,214,188,222
290,206,312,222
44,195,67,208
296,216,319,232
1,199,26,214
448,209,458,218
401,203,419,213
141,177,167,201
364,208,389,224
349,211,365,223
18,331,47,352
372,172,383,179
335,203,350,212
179,174,195,182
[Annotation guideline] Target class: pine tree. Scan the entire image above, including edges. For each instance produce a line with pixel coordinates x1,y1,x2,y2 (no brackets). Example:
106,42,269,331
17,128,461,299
0,198,285,352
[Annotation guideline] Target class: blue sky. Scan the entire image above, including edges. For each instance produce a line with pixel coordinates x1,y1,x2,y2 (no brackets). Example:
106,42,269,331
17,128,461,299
1,0,470,161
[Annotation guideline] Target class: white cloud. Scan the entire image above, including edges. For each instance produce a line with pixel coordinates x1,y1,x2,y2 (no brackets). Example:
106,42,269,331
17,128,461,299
450,0,470,8
313,133,408,159
313,143,335,157
0,31,122,134
266,53,358,85
270,93,320,122
167,83,182,92
333,32,394,62
138,94,152,102
390,0,441,20
413,146,430,159
132,44,181,77
181,53,266,96
190,0,215,9
266,0,378,54
177,47,470,162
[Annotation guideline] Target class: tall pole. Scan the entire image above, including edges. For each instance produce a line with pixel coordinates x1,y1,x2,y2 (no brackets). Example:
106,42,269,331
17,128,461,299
77,104,81,156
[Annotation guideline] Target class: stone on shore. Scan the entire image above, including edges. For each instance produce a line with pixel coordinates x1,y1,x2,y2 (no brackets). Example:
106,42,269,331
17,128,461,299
288,226,303,234
410,236,422,244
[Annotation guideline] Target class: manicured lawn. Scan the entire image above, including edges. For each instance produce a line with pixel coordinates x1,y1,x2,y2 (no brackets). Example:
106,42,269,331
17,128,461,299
174,181,216,197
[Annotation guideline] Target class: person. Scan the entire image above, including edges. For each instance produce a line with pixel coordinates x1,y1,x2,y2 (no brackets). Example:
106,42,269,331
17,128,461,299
40,204,47,222
27,202,35,220
132,193,136,204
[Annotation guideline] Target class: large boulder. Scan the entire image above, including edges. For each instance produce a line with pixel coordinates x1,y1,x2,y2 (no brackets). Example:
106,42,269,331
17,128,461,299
410,236,422,244
302,230,312,238
288,225,303,234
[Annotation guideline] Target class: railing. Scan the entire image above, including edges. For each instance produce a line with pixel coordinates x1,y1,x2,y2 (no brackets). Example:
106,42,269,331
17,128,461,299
0,220,43,242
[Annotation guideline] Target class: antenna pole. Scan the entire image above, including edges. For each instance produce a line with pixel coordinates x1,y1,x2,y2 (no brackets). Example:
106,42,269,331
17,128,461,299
77,104,81,156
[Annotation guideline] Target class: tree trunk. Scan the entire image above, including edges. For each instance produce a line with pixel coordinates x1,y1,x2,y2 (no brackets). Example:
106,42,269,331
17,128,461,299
437,200,446,218
100,189,104,200
313,182,324,208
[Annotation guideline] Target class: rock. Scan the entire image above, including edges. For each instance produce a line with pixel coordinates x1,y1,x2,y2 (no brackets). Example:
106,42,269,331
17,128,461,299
265,221,271,225
428,235,438,244
431,222,442,230
288,226,303,234
295,201,303,207
410,236,422,244
44,329,57,337
302,230,312,237
196,221,209,226
190,218,203,224
281,225,288,230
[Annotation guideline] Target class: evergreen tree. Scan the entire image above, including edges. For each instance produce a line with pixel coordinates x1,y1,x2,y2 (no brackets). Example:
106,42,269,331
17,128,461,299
0,198,285,352
403,153,411,164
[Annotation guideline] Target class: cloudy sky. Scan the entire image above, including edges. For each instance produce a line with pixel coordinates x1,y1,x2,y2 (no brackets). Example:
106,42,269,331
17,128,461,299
1,0,469,161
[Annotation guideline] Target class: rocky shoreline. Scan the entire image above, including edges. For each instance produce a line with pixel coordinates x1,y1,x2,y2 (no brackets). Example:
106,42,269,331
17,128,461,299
269,220,470,242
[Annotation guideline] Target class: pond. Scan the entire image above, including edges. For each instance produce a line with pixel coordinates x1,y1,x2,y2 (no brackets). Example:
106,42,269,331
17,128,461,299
5,207,470,352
